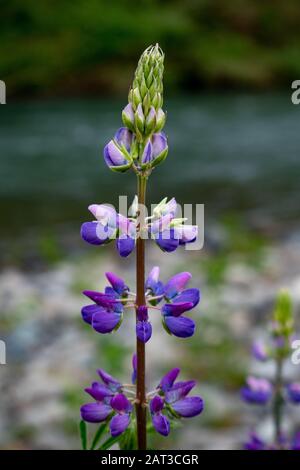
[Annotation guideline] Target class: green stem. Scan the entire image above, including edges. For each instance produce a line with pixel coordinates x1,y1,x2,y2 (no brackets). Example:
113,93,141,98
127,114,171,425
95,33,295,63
135,174,147,450
273,357,284,447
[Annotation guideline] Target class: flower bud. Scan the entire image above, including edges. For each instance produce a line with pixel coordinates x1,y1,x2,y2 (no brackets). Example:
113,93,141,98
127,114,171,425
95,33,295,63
122,103,135,131
128,44,166,137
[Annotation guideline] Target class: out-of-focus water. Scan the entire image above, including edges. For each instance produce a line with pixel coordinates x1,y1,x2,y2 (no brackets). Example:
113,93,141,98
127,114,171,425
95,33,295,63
1,93,299,240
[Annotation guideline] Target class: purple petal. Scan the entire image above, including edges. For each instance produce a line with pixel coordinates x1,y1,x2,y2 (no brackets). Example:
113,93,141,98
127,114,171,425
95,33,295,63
244,432,266,450
110,413,131,437
81,222,114,245
142,140,153,164
80,402,112,423
85,382,113,401
241,380,272,404
287,383,300,403
164,272,192,299
92,309,122,334
172,396,204,418
159,368,180,392
105,272,128,295
164,316,196,338
151,214,173,234
97,369,122,391
152,413,170,437
162,197,177,217
155,228,179,252
162,302,194,317
152,133,168,159
122,103,135,127
137,305,148,321
150,395,164,414
173,288,200,309
252,341,269,362
145,266,164,298
81,304,100,325
111,394,132,413
83,290,117,308
136,321,152,343
131,354,137,384
104,140,127,167
116,235,135,257
165,380,196,403
114,127,133,152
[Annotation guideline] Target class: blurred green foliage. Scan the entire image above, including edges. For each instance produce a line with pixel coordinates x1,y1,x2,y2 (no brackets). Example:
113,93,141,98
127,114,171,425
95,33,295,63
1,0,300,97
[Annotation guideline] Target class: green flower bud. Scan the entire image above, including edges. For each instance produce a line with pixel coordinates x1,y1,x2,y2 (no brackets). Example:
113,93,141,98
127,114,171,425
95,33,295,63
128,44,165,138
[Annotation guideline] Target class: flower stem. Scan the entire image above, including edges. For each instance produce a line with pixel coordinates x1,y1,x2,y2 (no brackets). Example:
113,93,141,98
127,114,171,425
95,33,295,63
273,357,284,447
136,174,147,450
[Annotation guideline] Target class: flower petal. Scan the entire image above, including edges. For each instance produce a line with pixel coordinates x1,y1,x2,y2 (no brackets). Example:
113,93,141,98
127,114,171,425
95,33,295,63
104,140,127,167
81,304,100,325
164,316,195,338
110,413,131,437
150,395,164,414
80,402,112,423
136,321,152,343
116,235,135,257
105,272,129,296
175,225,198,244
165,380,196,403
155,228,179,253
164,272,192,299
152,413,170,436
159,368,180,392
85,382,113,401
92,309,122,334
97,369,122,391
141,139,153,164
114,127,133,152
88,204,117,228
287,383,300,403
81,222,114,245
172,396,204,418
83,290,117,308
162,302,194,317
173,288,200,310
111,394,132,413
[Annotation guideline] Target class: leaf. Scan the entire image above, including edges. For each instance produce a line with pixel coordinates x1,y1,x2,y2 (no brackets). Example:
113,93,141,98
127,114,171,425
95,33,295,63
90,422,108,450
79,420,87,450
98,435,120,450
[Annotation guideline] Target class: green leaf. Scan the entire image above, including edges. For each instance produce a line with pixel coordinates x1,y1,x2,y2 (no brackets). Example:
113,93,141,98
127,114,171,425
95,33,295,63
90,422,108,450
98,435,120,450
79,420,87,450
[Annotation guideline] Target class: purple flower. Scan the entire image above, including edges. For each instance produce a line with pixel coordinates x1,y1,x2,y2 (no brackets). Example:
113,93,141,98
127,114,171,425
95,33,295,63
252,341,269,362
161,272,200,339
81,272,129,335
81,371,132,438
141,132,168,168
145,266,164,302
109,394,132,437
241,377,272,404
291,432,300,450
150,395,170,437
286,383,300,404
81,205,136,257
150,368,204,436
149,200,198,253
81,204,117,246
136,306,152,343
103,128,133,172
244,432,266,450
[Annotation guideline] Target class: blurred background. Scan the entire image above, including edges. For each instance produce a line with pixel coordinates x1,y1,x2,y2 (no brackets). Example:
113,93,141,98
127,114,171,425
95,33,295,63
1,0,300,450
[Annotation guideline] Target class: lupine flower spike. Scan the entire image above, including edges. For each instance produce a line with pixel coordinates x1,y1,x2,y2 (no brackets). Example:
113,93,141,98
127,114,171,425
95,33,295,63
79,44,203,450
241,290,300,450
